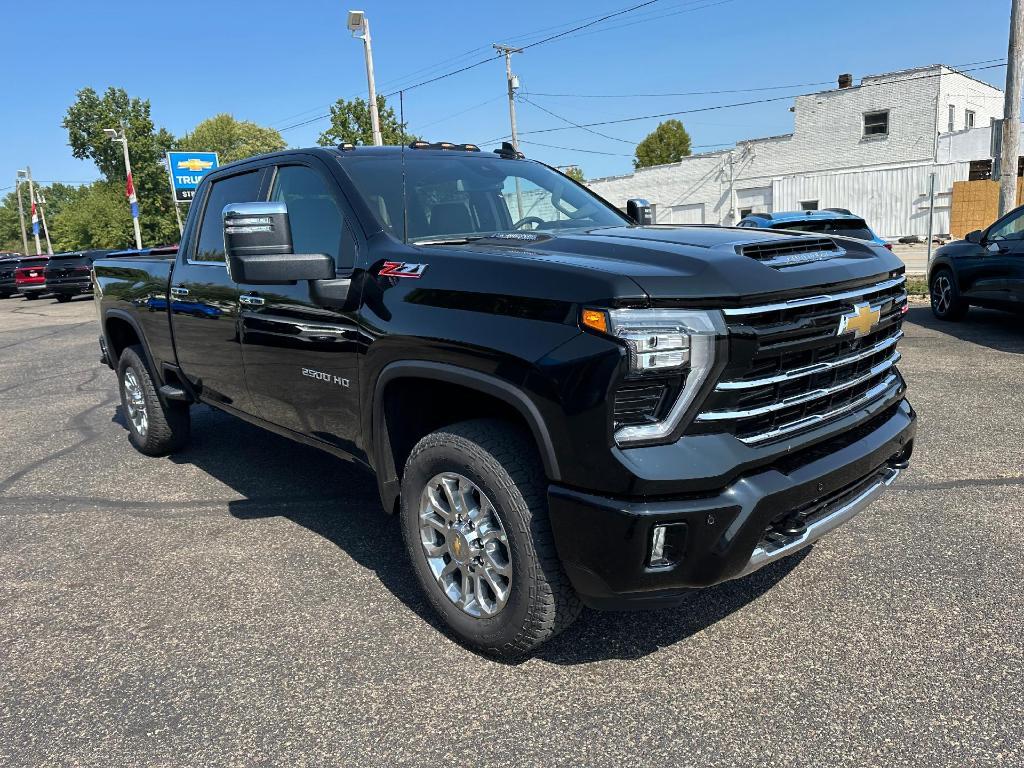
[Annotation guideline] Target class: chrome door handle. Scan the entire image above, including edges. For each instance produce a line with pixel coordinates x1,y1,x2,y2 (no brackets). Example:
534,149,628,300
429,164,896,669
239,294,265,306
170,286,189,297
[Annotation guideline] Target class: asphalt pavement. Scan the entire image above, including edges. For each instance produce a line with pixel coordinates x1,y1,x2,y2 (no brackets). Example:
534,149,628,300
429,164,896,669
0,294,1021,767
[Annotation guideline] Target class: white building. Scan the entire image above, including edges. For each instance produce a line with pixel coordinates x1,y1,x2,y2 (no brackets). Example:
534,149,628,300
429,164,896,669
586,65,1006,238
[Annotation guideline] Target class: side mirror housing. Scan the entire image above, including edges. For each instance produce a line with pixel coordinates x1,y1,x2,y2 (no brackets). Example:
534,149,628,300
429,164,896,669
223,202,335,284
626,198,653,225
965,229,984,244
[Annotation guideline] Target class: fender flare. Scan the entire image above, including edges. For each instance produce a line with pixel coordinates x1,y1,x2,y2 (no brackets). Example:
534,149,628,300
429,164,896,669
103,309,162,383
370,361,562,511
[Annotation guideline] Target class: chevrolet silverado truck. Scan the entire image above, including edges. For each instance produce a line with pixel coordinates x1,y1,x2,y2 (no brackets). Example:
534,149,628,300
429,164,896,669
93,143,916,657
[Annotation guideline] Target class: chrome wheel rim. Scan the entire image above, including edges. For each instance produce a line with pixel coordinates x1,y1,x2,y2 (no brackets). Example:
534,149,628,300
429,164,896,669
123,369,148,437
932,275,952,314
419,472,512,618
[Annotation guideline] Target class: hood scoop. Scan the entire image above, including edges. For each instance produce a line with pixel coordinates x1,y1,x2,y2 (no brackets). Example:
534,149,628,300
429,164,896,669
738,237,844,269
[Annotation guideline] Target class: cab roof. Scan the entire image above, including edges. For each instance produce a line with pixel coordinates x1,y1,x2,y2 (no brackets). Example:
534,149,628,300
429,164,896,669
745,209,866,223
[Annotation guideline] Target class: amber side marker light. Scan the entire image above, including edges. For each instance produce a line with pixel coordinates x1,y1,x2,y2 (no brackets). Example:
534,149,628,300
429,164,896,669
581,308,608,333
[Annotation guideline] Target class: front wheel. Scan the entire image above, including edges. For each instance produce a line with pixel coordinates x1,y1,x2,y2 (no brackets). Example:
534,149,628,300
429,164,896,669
400,419,581,658
930,268,968,321
117,345,191,456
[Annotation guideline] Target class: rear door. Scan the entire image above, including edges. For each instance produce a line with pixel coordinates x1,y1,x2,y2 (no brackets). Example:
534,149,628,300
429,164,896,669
977,208,1024,305
171,167,267,413
238,159,363,451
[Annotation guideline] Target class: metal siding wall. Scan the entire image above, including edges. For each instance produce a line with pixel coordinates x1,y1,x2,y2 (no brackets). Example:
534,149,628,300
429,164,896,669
773,163,970,238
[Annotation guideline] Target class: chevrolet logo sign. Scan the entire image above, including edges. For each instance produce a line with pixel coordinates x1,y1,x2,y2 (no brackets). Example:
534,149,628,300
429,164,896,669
176,158,214,172
838,302,881,338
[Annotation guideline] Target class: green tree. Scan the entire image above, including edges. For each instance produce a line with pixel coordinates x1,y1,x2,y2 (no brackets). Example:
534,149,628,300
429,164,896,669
563,165,586,183
177,114,286,164
317,95,415,146
48,182,135,251
63,86,179,246
633,119,692,169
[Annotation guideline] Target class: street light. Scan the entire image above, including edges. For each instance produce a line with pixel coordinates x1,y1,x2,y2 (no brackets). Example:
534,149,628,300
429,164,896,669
17,168,42,255
105,126,143,249
13,170,29,256
347,9,383,146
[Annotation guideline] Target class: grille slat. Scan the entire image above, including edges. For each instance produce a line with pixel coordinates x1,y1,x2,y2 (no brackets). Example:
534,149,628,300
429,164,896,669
694,275,907,444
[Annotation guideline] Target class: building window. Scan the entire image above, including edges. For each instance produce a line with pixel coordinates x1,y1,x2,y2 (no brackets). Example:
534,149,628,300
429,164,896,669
966,110,976,129
800,200,819,211
863,110,889,137
738,207,753,219
948,104,956,132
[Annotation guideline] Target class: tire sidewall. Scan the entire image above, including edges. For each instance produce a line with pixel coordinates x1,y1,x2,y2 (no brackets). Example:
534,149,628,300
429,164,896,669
117,348,154,453
400,440,536,651
930,268,961,319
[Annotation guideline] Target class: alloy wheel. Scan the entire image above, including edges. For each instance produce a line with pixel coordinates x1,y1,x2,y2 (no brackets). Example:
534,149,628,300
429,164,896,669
932,274,952,315
418,472,512,618
123,369,149,437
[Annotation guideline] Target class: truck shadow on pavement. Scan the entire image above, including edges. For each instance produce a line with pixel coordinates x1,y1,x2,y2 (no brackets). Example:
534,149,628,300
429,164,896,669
905,305,1024,354
119,404,804,664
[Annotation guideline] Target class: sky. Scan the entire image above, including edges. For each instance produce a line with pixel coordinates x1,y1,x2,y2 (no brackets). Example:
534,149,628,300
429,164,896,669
0,0,1014,191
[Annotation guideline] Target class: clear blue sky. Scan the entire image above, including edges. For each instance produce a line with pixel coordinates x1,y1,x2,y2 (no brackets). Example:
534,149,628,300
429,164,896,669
0,0,1013,188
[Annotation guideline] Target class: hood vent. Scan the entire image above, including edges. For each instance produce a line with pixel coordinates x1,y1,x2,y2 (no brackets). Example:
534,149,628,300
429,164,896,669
739,238,844,268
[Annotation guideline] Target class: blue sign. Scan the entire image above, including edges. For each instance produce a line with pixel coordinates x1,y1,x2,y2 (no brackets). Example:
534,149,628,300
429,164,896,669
166,151,219,203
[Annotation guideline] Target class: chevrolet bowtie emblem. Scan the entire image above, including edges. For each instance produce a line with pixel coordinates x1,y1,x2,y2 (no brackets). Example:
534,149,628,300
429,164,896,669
176,158,214,172
838,302,881,338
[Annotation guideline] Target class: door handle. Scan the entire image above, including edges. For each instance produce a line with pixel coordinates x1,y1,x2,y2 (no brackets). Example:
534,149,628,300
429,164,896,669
239,294,266,306
170,286,189,297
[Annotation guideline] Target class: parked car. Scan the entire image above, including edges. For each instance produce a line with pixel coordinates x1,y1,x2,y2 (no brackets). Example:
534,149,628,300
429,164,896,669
15,256,50,300
93,143,915,657
738,209,890,249
44,249,116,302
928,204,1024,320
0,254,22,298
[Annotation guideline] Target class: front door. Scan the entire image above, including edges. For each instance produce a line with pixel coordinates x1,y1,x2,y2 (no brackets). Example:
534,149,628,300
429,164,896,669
171,168,266,412
238,160,363,453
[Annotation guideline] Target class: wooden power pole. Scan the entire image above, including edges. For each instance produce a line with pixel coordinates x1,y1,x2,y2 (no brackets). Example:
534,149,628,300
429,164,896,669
999,0,1024,216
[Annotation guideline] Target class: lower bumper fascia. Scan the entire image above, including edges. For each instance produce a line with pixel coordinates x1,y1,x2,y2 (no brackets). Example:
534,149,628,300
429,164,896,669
548,399,916,609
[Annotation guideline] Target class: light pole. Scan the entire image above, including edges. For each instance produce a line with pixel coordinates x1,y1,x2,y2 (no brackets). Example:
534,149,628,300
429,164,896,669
14,171,29,256
347,10,383,146
21,168,42,255
35,188,54,254
104,126,143,249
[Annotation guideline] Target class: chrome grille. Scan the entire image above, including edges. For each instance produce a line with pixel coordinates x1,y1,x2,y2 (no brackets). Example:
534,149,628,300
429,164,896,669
693,275,907,444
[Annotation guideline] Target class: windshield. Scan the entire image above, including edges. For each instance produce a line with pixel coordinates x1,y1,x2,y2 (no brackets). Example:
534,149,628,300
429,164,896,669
338,152,627,243
771,218,875,241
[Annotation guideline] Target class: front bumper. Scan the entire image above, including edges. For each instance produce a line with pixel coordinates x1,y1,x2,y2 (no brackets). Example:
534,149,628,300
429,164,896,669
548,398,915,609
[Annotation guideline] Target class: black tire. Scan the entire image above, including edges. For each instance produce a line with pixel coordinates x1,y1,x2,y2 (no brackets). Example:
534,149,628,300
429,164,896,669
116,345,190,456
400,419,581,658
54,294,72,303
24,293,38,301
930,268,968,321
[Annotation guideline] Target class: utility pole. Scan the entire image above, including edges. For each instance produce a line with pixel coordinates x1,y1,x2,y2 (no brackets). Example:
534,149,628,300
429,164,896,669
494,44,523,151
36,189,54,254
999,0,1024,216
347,10,383,146
14,173,29,255
105,126,143,249
25,167,42,256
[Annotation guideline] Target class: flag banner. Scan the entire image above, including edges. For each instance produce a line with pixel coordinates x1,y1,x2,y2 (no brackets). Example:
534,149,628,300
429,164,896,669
31,200,39,236
125,172,139,219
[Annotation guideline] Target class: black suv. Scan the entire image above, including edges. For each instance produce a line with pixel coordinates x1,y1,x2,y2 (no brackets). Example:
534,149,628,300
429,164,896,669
44,250,115,302
93,143,915,656
0,253,22,298
929,205,1024,320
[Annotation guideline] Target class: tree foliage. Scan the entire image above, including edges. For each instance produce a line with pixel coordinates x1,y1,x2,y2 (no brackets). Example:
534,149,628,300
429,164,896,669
633,119,692,169
317,95,415,146
177,114,286,164
563,166,586,183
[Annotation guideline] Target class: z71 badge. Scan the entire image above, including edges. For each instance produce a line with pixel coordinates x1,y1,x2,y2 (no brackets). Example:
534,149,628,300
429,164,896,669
378,261,427,279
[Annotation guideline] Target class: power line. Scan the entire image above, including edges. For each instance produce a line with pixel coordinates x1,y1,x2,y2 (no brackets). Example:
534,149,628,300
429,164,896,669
518,97,635,144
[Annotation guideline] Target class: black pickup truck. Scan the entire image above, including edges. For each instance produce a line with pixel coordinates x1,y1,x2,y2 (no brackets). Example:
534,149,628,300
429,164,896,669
93,143,915,656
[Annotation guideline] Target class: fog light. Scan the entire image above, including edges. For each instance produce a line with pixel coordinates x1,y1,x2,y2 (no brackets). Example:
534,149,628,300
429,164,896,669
649,523,687,568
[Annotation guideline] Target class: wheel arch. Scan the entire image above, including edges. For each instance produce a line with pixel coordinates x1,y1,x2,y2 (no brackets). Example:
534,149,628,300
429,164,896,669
371,361,561,514
104,310,160,380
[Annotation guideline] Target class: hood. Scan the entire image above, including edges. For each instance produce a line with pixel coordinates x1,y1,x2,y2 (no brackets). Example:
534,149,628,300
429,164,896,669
442,225,904,303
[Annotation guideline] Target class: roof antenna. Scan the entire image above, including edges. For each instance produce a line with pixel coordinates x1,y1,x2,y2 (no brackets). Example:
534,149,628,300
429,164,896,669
400,89,409,245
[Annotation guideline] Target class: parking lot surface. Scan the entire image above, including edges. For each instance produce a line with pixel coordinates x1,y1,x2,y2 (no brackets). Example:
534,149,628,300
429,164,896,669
1,295,1021,767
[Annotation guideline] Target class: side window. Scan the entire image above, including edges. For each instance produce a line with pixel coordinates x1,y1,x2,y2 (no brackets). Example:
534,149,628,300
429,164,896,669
270,165,349,269
988,210,1024,241
194,171,263,262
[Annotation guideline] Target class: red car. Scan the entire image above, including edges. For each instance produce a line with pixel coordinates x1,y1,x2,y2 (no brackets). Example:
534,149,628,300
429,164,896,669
15,256,49,300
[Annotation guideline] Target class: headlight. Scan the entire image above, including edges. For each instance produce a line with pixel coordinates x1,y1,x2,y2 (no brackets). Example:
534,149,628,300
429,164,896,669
583,308,726,446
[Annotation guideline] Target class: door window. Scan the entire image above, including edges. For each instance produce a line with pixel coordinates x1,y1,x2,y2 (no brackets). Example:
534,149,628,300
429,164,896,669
194,171,263,262
270,165,349,269
988,210,1024,241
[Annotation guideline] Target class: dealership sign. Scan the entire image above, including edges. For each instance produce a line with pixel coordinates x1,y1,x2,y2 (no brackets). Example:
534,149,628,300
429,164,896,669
166,151,219,202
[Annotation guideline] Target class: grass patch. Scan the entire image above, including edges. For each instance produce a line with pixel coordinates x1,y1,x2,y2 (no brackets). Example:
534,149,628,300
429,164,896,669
905,276,928,296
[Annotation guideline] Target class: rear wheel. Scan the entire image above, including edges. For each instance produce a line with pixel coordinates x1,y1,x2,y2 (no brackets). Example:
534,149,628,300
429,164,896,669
930,268,968,321
117,345,190,456
54,294,72,303
400,419,581,658
24,293,38,301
